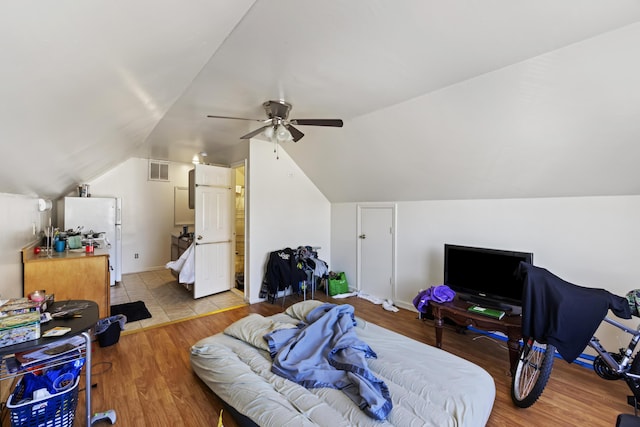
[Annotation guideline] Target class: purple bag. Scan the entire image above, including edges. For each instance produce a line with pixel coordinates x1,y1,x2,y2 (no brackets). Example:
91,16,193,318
412,285,456,313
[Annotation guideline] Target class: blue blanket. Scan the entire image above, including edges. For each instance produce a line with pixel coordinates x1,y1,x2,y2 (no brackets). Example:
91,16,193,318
264,303,393,420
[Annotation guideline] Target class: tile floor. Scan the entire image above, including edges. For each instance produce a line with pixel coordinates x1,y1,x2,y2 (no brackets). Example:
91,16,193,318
110,269,246,332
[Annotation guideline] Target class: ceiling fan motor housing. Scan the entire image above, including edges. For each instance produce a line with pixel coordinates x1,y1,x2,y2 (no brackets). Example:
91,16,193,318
263,100,292,120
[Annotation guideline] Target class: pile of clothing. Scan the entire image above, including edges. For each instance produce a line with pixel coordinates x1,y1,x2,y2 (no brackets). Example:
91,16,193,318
260,246,328,303
412,285,456,318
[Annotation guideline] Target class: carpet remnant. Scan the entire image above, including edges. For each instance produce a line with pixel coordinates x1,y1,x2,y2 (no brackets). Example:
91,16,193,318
110,300,152,322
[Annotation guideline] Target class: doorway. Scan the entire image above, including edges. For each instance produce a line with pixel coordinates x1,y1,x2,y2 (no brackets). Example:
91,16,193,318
357,204,396,301
233,164,246,292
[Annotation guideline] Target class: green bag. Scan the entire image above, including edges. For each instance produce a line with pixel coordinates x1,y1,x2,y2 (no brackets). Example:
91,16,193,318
328,272,349,296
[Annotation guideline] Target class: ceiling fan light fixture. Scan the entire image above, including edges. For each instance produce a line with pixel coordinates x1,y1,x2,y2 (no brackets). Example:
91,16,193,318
263,125,274,140
207,99,343,148
275,124,292,142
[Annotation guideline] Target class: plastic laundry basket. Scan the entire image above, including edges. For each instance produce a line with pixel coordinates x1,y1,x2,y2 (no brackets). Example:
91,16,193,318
7,376,79,427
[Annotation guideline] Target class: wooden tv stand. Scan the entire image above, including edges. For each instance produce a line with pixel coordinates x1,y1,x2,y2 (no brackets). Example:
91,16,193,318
429,298,522,374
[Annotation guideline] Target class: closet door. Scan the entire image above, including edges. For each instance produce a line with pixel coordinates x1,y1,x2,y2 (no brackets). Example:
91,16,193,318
357,204,396,302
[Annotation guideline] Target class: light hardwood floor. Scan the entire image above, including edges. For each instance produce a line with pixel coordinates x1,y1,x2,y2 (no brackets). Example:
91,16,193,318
73,293,636,426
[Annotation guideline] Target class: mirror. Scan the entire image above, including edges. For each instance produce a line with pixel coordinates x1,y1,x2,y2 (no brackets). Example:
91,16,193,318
174,186,194,225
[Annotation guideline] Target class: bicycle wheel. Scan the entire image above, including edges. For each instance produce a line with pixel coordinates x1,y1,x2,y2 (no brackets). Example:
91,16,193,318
511,338,556,408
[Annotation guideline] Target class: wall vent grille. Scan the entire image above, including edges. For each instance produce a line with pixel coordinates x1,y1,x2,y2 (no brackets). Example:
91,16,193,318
149,160,169,181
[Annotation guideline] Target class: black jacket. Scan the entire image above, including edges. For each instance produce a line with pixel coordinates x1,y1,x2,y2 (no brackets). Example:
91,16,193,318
518,262,631,363
264,248,307,294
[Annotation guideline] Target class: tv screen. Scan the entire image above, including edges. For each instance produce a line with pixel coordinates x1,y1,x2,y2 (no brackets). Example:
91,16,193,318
443,244,533,312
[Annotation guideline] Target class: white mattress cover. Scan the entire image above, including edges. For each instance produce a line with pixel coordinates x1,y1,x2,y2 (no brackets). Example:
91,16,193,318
191,311,495,427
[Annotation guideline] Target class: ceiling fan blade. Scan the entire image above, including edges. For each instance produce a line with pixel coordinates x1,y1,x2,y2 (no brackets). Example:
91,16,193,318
287,125,305,142
240,125,271,140
290,119,343,127
207,114,264,122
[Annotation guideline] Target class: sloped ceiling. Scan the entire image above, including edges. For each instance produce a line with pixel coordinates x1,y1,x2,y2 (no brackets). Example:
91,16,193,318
2,1,640,202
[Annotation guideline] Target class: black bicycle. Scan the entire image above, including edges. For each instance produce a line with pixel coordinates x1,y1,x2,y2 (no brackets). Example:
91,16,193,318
511,314,640,409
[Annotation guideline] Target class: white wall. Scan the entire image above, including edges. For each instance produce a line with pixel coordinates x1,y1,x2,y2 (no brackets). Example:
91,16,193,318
4,151,637,353
247,139,331,303
332,195,640,352
0,193,50,298
74,158,193,273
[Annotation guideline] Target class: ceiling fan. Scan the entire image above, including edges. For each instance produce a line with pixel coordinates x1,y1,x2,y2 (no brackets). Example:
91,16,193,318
207,100,343,143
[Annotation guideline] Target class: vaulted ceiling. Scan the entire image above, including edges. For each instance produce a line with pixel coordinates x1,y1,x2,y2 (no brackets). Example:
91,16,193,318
3,1,640,202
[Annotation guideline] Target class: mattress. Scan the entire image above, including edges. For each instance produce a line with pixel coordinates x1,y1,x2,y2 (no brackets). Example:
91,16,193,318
191,300,495,426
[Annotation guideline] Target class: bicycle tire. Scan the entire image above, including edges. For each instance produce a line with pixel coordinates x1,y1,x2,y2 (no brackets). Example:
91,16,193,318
511,338,556,408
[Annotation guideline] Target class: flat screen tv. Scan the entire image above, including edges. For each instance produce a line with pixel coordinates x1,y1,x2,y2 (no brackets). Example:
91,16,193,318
443,244,533,314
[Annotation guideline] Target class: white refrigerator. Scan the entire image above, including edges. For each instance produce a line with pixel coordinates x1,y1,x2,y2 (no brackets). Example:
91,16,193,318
59,197,122,286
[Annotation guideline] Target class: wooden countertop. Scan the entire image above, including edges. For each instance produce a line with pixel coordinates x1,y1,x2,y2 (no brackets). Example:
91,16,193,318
22,246,109,263
171,233,193,241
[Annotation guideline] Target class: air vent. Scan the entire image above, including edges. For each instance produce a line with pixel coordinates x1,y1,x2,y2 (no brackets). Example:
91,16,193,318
149,160,169,181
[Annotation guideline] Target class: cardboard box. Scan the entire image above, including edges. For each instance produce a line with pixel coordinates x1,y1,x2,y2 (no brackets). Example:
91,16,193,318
0,312,41,348
0,298,39,317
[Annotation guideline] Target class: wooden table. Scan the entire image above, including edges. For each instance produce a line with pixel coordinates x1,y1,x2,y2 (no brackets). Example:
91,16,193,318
429,298,522,374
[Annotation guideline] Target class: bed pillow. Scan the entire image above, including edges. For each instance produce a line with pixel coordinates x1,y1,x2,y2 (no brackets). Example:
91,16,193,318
284,300,325,321
223,313,296,351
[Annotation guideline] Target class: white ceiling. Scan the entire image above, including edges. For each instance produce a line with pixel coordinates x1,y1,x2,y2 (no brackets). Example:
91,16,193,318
3,1,640,202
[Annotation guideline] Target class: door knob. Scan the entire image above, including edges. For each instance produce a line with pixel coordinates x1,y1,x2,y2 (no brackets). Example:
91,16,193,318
197,235,203,240
359,234,366,239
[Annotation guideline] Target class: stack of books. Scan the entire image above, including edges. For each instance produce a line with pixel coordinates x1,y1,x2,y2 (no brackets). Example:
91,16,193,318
0,299,41,348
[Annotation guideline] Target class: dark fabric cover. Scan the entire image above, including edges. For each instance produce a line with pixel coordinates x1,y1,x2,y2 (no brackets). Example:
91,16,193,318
264,248,307,295
518,262,631,363
617,414,640,427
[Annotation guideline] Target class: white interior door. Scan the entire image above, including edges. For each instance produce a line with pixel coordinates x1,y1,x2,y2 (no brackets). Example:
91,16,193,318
194,164,233,298
357,204,396,301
